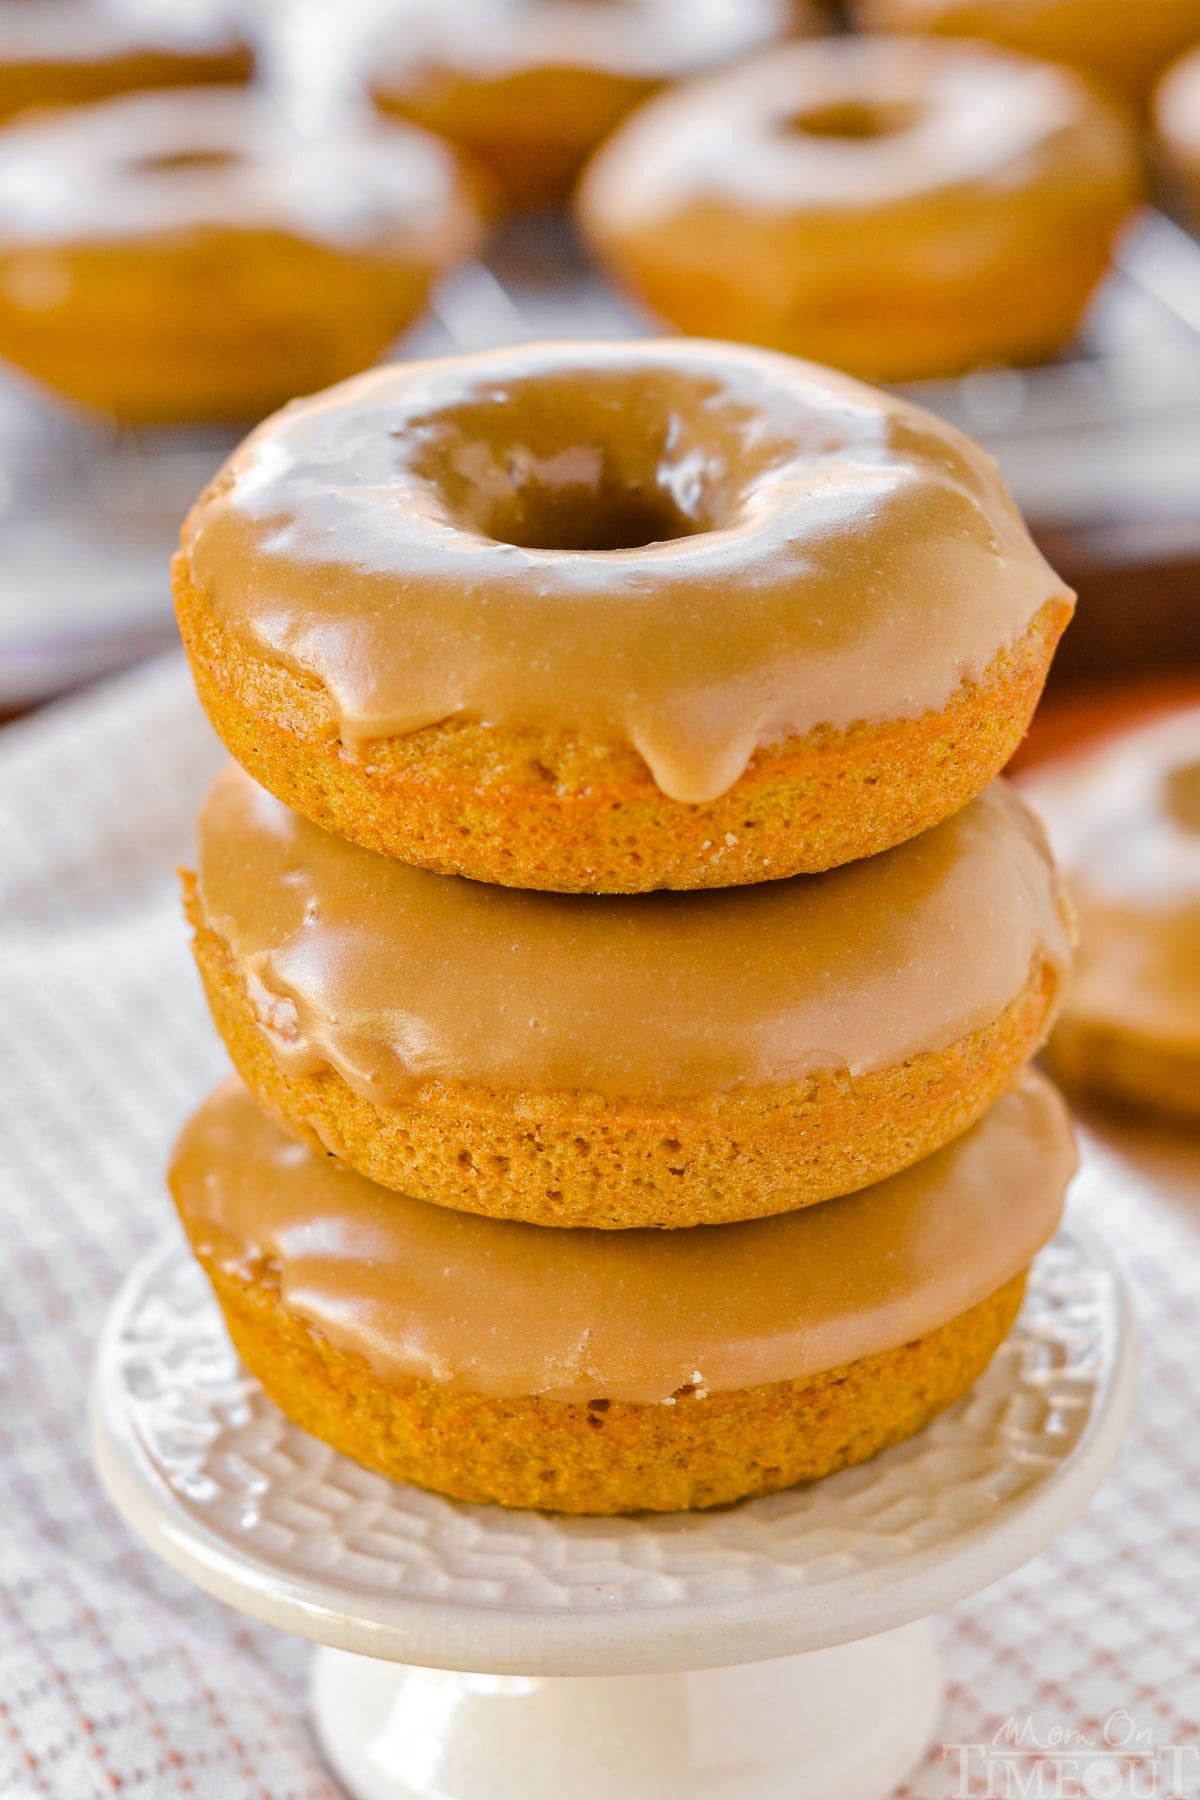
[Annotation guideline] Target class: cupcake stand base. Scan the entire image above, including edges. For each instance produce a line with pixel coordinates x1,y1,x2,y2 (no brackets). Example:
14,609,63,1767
91,1229,1134,1800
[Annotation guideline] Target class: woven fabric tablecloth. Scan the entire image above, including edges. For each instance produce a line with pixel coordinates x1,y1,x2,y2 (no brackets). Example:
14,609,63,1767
0,654,1197,1800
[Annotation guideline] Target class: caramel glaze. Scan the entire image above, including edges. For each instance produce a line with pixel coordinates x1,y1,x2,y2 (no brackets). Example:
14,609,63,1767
0,86,482,261
0,2,254,120
368,0,799,87
1027,709,1200,1048
0,0,250,61
180,339,1073,806
854,0,1200,103
171,1072,1075,1402
195,761,1072,1103
581,34,1135,224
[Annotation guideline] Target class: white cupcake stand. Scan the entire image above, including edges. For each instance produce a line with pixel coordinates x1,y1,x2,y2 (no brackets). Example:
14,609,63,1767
91,1226,1134,1800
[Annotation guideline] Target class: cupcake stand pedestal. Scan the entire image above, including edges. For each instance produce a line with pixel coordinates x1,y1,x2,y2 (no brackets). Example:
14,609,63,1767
91,1227,1134,1800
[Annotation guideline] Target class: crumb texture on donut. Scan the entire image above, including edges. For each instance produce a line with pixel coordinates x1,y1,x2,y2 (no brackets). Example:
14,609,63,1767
176,559,1069,889
202,1260,1026,1512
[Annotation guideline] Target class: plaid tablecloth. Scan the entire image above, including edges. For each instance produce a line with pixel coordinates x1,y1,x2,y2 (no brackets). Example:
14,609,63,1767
0,654,1197,1800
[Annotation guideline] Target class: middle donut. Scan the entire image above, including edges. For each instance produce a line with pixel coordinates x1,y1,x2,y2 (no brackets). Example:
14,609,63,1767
186,760,1073,1229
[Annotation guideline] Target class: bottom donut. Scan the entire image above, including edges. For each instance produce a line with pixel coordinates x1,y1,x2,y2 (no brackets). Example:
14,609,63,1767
169,1074,1076,1514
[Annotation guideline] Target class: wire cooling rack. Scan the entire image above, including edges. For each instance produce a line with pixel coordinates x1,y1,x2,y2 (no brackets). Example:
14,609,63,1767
3,204,1200,705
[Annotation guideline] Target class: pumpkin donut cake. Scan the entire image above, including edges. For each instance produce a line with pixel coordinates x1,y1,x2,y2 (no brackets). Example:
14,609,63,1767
1029,709,1200,1125
578,37,1141,383
0,88,484,424
0,1,254,124
169,1072,1076,1514
174,339,1074,892
186,761,1072,1227
851,0,1200,106
365,0,808,210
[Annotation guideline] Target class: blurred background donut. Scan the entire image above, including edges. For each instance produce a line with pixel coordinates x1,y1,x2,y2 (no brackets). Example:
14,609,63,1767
364,0,814,210
1,0,1199,716
0,86,485,423
0,0,255,122
850,0,1200,105
1154,44,1200,220
578,35,1142,381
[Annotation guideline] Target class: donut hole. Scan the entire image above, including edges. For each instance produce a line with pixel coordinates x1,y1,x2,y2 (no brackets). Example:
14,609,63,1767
487,476,706,552
786,99,923,141
408,371,769,552
135,148,241,174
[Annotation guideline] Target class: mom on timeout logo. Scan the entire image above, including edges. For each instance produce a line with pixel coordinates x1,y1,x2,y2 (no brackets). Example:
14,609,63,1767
944,1711,1200,1798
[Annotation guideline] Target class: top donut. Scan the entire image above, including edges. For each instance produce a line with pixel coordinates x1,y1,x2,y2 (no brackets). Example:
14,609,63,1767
174,338,1074,893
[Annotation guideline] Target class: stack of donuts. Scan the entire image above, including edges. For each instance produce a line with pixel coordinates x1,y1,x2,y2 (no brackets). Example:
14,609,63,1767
167,336,1082,1514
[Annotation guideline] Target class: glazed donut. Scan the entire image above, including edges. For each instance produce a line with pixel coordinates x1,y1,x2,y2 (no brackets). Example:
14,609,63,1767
169,1072,1074,1512
186,762,1071,1228
579,37,1142,382
174,339,1074,893
851,0,1200,105
1030,709,1200,1125
0,88,484,424
1154,47,1200,220
366,0,808,209
0,0,254,123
